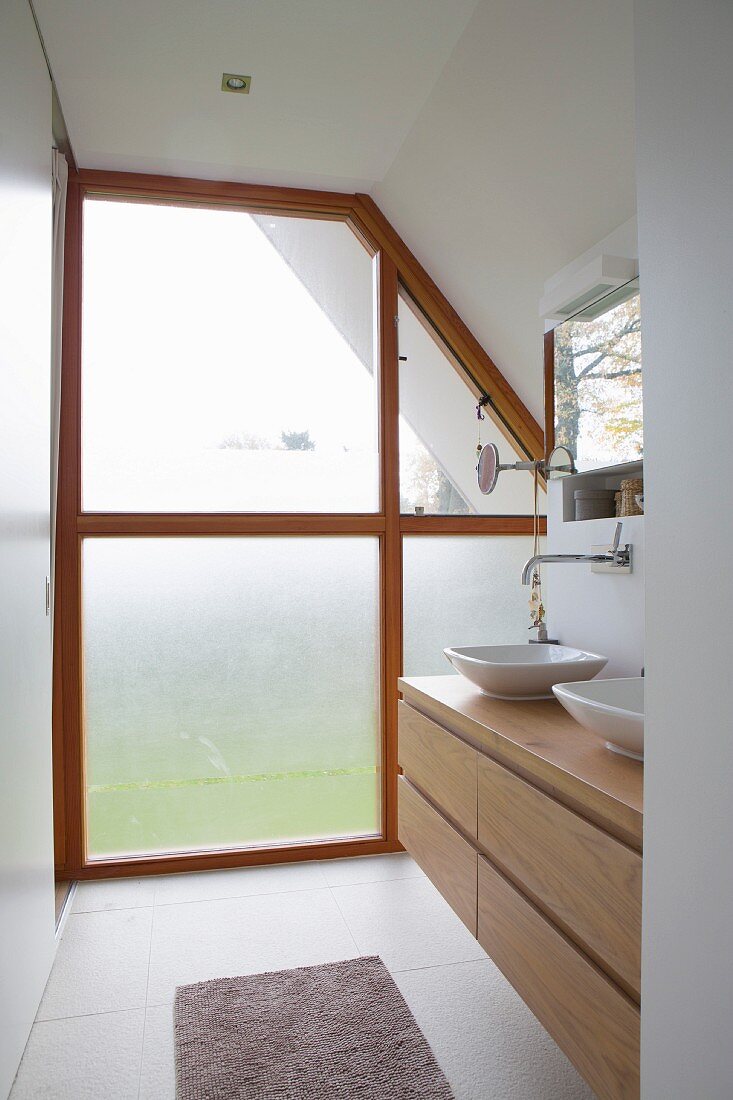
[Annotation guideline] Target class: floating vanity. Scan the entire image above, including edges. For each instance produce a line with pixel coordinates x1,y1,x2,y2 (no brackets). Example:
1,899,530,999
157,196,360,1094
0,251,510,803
398,674,643,1100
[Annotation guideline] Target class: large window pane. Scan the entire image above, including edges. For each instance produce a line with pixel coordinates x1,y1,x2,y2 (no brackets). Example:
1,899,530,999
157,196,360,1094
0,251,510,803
403,536,537,675
398,290,540,515
82,199,378,512
82,537,380,857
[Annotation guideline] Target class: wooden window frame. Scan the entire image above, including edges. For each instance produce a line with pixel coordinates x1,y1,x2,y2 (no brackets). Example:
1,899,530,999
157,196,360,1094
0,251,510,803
544,328,556,459
54,171,545,880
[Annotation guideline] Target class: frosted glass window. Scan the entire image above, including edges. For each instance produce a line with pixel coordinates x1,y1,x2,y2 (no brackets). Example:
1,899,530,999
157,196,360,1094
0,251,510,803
398,291,540,515
82,199,378,512
82,538,380,857
403,536,537,675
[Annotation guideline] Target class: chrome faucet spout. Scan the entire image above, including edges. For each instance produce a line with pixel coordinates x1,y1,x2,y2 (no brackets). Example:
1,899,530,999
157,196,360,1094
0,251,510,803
521,553,608,585
521,523,632,584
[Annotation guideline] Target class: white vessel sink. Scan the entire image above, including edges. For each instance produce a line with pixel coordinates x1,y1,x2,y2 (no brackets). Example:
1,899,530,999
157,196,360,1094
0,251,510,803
443,644,607,701
553,677,644,761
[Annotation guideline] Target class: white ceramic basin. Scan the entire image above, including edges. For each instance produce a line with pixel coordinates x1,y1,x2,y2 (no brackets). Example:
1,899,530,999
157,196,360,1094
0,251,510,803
443,644,608,701
553,677,644,761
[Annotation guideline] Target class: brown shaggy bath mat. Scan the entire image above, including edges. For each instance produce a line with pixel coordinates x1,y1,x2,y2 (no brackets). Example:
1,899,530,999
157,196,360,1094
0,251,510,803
174,955,454,1098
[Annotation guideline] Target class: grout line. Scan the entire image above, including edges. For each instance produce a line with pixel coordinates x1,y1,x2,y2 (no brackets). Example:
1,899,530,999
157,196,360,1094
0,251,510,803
137,1009,148,1100
137,905,156,1099
142,907,155,1011
34,1005,147,1025
71,903,155,915
153,883,332,909
389,955,489,977
325,872,424,890
72,882,335,914
77,876,423,912
325,881,364,956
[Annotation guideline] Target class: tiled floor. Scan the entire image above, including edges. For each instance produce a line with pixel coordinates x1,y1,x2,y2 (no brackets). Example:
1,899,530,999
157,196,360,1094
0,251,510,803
11,854,593,1099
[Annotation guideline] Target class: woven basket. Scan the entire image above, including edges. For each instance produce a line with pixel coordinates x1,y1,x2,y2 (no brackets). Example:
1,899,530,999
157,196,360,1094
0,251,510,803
619,478,643,517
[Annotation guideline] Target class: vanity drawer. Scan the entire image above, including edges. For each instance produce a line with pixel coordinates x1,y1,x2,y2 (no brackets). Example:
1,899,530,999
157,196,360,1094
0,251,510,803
398,701,477,837
478,855,639,1100
477,753,641,999
398,776,477,934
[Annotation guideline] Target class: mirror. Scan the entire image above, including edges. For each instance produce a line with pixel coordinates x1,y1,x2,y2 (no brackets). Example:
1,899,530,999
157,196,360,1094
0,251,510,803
477,442,575,494
548,278,642,472
477,443,500,494
546,445,576,480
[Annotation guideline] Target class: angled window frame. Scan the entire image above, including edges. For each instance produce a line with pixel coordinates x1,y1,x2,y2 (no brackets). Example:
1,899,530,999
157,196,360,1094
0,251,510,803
54,170,545,881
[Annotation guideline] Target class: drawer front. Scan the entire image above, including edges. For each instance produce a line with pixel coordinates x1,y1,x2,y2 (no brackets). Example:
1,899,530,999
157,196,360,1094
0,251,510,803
478,753,641,999
398,776,477,934
398,701,477,837
478,855,639,1100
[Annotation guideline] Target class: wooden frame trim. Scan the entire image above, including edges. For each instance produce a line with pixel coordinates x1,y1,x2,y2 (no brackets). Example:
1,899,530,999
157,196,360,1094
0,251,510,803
77,514,543,537
77,514,386,536
351,194,545,461
544,328,555,460
378,252,402,846
76,169,359,218
55,177,85,873
397,283,526,461
55,170,546,878
57,835,399,881
400,516,546,535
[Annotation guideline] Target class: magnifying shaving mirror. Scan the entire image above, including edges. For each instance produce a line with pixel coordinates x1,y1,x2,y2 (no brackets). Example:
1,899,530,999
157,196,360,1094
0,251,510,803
477,443,501,494
476,443,576,495
545,445,576,480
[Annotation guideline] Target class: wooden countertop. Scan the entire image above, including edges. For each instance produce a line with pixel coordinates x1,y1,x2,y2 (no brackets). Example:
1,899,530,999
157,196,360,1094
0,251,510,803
399,675,643,851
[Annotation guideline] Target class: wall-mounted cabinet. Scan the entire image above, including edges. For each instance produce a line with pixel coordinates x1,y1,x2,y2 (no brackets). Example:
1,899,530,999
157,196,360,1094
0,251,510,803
397,675,643,1100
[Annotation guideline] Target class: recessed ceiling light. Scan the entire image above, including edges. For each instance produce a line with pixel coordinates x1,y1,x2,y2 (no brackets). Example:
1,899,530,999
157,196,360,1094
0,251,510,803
221,73,251,94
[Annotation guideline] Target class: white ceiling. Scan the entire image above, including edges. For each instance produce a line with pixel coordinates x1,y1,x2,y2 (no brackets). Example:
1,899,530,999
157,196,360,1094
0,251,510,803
374,0,637,419
36,0,636,418
34,0,479,191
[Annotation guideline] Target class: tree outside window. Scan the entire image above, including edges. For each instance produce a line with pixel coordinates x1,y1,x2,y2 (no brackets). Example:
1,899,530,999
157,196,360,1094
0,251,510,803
554,292,642,469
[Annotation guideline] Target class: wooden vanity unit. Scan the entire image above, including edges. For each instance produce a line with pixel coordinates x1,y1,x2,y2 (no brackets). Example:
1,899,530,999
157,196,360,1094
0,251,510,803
398,675,644,1100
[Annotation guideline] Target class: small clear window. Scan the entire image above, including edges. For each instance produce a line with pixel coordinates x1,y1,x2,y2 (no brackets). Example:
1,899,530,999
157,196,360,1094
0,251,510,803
552,281,642,471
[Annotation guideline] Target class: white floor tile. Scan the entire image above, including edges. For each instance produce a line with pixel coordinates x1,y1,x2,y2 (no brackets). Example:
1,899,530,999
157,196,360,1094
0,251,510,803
13,856,599,1100
10,1010,144,1100
332,875,486,972
139,1004,175,1100
394,960,594,1100
153,859,327,906
320,851,425,887
37,908,153,1021
72,878,156,913
146,887,360,1005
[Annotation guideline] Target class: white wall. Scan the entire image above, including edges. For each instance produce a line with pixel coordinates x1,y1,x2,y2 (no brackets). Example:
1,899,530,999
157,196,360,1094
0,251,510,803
634,1,733,1095
374,0,636,422
0,2,55,1095
542,217,643,673
545,484,644,676
542,216,638,332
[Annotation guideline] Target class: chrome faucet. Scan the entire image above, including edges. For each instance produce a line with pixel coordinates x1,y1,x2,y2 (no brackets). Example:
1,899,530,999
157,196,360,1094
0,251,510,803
521,521,632,585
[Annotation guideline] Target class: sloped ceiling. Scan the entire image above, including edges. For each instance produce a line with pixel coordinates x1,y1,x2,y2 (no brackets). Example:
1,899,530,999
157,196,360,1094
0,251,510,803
32,0,480,191
373,0,636,420
34,0,635,417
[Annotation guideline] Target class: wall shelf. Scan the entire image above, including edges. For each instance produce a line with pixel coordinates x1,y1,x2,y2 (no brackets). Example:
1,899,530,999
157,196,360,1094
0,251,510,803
560,460,643,523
